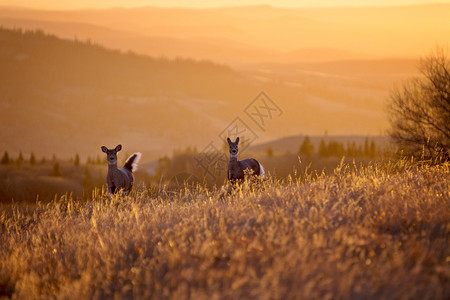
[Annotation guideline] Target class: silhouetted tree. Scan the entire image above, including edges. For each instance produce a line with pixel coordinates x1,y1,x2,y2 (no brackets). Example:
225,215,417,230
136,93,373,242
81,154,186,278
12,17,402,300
299,136,315,156
346,142,358,157
74,153,80,166
328,141,345,157
318,139,328,157
364,137,370,157
1,151,10,164
369,140,377,158
387,46,450,159
49,162,62,177
30,152,37,165
16,152,24,165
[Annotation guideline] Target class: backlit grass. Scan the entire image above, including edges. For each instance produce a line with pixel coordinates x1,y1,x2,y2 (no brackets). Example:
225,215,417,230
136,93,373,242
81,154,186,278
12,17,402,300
1,161,449,299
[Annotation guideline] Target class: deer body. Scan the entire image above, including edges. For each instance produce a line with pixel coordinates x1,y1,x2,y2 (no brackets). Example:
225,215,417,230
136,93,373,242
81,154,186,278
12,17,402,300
102,145,141,194
227,137,265,181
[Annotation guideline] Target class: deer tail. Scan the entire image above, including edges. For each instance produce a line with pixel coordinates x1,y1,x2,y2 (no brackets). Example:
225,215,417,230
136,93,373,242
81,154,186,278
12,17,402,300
259,163,265,177
123,153,142,172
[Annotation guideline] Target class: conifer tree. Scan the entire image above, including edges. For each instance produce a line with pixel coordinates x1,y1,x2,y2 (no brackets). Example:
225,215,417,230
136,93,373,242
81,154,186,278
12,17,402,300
49,162,62,177
299,136,315,156
319,140,328,157
1,151,10,165
17,152,24,165
30,153,37,165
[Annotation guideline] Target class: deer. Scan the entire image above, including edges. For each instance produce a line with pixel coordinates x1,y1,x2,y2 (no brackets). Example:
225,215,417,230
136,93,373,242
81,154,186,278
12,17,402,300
227,137,265,182
101,144,141,195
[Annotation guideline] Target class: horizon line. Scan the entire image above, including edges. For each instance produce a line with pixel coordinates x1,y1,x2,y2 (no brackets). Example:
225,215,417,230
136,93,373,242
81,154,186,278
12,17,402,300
0,2,448,11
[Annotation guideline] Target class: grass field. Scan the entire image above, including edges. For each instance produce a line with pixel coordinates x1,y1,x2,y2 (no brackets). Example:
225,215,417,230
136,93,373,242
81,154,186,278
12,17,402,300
1,160,449,299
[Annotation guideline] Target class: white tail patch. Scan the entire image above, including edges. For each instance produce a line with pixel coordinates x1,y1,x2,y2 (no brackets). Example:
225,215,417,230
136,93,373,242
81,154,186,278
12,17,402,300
259,163,265,177
126,152,141,172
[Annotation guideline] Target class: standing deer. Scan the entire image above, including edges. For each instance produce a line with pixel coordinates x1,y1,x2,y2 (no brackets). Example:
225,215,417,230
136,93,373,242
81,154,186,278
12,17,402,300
227,137,265,182
101,144,141,194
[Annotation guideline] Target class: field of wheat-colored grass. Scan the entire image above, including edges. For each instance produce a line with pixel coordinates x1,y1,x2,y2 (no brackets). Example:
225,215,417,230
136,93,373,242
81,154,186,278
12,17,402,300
1,160,449,299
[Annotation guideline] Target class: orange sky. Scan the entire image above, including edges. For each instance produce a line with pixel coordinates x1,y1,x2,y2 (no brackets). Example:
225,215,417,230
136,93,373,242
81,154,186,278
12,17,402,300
0,0,448,155
2,0,450,9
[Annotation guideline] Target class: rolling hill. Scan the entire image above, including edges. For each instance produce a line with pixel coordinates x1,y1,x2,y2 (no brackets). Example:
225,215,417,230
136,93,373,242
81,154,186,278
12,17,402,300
0,27,420,162
0,28,257,159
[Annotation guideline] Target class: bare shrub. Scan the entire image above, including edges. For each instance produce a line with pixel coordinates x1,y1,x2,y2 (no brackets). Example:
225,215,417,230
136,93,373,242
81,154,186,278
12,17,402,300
387,46,450,160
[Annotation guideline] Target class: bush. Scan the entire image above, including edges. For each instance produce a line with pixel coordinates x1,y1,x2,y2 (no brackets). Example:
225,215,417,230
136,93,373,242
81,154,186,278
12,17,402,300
387,46,450,160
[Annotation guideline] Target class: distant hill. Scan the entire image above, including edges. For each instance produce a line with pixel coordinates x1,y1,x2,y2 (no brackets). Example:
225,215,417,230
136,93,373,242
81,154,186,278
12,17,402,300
0,4,448,62
0,17,372,64
0,28,257,159
0,27,420,161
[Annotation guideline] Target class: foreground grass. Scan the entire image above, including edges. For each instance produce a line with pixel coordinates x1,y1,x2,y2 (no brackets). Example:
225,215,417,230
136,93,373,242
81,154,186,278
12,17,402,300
1,161,449,299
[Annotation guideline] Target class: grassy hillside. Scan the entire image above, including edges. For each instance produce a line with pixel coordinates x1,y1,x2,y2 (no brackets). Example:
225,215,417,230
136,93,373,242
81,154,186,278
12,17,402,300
1,161,448,299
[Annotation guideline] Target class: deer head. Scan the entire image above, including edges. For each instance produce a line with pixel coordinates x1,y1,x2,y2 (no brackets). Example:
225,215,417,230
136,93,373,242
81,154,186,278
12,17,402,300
101,144,122,165
227,137,239,156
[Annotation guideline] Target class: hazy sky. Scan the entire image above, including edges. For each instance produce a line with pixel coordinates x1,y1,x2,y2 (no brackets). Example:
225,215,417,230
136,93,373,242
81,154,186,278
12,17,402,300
1,0,450,9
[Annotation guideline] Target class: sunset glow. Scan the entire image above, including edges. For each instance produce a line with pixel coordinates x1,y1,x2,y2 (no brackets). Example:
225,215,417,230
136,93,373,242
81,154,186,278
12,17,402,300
0,0,449,297
1,0,449,159
1,0,450,9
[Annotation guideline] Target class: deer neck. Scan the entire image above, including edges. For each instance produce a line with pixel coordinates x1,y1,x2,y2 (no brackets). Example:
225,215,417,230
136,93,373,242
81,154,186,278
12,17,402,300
107,160,118,171
229,153,238,163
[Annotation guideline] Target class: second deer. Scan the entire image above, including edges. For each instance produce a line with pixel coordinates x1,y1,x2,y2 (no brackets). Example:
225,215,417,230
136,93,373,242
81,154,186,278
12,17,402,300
227,137,265,182
101,144,141,195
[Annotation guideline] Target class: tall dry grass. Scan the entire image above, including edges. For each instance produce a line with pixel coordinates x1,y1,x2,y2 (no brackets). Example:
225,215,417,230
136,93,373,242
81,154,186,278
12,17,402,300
0,160,449,299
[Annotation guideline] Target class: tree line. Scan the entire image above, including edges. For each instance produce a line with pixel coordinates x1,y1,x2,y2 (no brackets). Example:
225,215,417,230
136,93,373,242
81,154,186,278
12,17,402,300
0,152,108,166
0,151,108,178
296,137,380,158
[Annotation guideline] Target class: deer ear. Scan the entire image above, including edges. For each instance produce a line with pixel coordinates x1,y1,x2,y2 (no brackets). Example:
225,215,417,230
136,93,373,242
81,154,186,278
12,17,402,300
101,146,108,153
235,137,239,145
115,144,122,152
227,137,232,145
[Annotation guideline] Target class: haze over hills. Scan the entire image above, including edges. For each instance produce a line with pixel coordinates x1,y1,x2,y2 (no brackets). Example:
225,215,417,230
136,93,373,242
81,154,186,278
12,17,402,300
0,27,417,161
0,4,448,63
0,28,247,159
0,4,445,160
